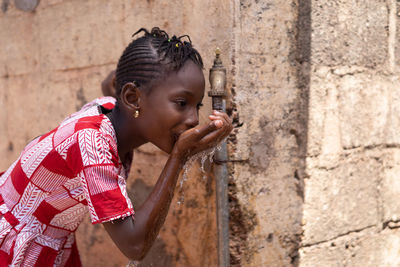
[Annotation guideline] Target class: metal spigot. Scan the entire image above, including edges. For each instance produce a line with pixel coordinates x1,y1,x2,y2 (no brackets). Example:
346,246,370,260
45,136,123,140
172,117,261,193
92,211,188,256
208,48,229,267
208,48,227,111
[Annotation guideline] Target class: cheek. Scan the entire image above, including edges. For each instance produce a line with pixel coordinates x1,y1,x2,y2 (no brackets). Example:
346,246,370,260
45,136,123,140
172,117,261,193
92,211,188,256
154,105,182,130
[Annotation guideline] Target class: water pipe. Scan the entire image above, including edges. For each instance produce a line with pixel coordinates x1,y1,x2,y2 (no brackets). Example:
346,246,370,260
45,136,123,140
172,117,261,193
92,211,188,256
208,48,230,267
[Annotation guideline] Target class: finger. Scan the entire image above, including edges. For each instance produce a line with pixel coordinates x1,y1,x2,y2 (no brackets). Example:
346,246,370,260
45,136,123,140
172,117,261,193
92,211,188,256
207,120,230,142
209,112,233,138
190,120,220,139
210,112,231,126
209,114,231,136
209,114,229,126
197,126,227,148
216,113,233,134
214,111,232,125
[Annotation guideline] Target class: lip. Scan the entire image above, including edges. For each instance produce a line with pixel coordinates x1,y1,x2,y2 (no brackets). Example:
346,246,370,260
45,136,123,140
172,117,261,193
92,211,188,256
172,134,178,144
172,131,184,144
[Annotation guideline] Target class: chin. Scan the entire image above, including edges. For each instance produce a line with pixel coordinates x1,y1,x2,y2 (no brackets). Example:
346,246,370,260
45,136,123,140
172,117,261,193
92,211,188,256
154,140,174,154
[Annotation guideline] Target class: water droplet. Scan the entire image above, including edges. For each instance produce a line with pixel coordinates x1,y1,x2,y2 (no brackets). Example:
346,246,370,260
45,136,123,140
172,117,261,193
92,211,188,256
177,141,225,204
126,260,139,267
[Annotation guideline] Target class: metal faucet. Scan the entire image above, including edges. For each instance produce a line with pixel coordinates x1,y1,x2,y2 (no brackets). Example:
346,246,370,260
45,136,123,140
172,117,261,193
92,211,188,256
208,48,227,111
209,48,229,267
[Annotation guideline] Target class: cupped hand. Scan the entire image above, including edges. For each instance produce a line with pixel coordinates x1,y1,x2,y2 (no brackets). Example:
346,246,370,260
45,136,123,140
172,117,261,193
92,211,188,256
172,110,233,162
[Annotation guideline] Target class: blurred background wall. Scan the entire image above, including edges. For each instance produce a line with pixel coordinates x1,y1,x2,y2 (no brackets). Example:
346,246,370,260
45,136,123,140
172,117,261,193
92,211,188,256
1,0,400,266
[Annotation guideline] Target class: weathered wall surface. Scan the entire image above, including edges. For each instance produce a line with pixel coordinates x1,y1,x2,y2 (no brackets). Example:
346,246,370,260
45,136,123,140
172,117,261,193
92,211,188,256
2,0,400,266
228,0,305,266
0,0,231,266
299,0,400,266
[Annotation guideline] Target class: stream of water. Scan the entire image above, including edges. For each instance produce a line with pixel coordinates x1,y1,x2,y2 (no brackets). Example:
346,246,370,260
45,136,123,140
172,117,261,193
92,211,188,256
177,143,223,205
126,142,224,266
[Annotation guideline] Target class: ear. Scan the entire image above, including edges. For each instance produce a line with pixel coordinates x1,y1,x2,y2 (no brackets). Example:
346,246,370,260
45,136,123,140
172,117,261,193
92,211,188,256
120,82,141,112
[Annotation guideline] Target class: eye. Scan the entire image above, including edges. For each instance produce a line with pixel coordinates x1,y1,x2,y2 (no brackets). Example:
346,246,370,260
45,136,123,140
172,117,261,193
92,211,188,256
175,99,187,107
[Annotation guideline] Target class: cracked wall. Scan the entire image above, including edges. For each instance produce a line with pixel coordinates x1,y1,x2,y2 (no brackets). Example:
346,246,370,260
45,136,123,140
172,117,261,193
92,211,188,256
228,0,306,265
299,0,400,265
0,0,231,266
2,0,400,266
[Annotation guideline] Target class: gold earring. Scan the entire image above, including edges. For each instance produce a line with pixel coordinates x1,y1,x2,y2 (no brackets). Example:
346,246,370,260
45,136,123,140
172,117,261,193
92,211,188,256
134,110,139,118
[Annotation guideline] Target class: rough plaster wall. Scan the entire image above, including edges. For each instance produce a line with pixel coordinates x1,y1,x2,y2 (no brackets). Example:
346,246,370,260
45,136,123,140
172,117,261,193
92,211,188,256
0,0,232,266
4,0,399,266
228,0,305,266
300,0,400,265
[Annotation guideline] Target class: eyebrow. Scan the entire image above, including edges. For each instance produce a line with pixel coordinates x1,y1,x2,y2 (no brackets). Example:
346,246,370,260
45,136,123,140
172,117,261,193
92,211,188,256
181,90,195,97
173,89,204,100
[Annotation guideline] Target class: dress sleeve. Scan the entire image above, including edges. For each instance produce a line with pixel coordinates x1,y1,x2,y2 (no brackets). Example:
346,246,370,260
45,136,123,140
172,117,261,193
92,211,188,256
76,129,134,224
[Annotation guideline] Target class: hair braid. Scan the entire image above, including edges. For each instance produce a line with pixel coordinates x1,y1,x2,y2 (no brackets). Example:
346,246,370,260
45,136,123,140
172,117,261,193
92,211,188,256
115,27,203,97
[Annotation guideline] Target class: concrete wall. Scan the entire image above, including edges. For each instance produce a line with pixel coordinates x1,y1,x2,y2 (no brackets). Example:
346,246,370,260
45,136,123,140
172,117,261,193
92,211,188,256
1,0,400,266
0,1,231,266
299,0,400,266
228,0,306,266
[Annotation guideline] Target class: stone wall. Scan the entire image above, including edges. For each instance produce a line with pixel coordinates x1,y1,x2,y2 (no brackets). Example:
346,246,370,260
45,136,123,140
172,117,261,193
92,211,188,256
228,0,306,266
299,0,400,266
1,0,400,266
0,1,231,266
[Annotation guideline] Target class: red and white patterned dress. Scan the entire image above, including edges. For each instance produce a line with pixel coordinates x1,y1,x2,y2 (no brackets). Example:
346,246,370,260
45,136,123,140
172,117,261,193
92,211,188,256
0,97,134,266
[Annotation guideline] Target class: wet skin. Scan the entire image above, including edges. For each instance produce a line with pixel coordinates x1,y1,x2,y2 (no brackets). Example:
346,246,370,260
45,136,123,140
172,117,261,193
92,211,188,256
103,60,233,260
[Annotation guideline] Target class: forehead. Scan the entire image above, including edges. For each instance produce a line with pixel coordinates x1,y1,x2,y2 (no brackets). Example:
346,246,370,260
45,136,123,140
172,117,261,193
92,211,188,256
150,61,205,98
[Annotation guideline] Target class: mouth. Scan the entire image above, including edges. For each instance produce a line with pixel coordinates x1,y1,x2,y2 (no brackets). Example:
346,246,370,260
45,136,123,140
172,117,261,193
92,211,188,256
172,131,183,145
172,133,179,144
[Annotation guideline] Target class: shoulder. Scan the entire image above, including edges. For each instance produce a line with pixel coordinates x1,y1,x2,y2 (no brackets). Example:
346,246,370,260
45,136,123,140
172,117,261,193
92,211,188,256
79,96,116,111
76,125,119,168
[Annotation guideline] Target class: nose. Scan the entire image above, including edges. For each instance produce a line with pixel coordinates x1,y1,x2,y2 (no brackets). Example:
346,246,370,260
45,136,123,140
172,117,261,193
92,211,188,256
185,108,199,128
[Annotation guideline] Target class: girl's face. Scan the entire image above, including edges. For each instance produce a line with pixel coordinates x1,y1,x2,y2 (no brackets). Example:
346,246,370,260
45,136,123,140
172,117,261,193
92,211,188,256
137,60,205,153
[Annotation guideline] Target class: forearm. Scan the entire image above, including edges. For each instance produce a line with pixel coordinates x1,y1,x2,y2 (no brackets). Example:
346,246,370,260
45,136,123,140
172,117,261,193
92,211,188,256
104,118,231,260
104,151,185,260
134,152,184,253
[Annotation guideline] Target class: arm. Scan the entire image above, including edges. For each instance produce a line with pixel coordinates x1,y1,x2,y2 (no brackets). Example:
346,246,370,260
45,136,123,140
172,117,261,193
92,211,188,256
103,112,232,260
103,152,183,260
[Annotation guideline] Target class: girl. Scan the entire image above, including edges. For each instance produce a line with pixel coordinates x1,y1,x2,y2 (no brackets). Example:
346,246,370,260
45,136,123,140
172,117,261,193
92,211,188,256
0,27,232,266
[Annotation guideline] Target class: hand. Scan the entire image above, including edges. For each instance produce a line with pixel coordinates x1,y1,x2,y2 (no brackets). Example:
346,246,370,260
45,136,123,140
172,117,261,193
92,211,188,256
172,110,233,162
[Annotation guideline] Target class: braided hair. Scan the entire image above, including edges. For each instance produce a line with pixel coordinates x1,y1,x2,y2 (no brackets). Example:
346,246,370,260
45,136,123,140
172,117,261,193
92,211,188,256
115,27,204,96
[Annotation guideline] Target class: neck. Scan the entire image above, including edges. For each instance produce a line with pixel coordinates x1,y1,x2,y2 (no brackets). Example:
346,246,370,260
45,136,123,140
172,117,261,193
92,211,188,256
107,107,148,162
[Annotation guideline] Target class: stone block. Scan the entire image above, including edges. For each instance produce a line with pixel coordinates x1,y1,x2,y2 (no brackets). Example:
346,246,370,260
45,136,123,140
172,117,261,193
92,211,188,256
300,240,349,267
338,73,390,149
300,228,400,267
309,70,400,154
0,15,40,76
303,152,380,245
346,228,400,266
311,0,388,67
37,0,125,71
381,149,400,222
386,75,400,144
307,67,336,157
